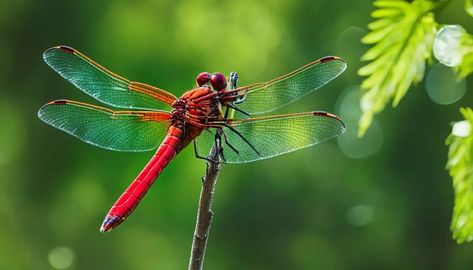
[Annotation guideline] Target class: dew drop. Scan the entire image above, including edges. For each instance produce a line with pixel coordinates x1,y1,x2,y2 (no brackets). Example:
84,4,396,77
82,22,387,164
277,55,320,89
433,25,466,67
452,120,471,137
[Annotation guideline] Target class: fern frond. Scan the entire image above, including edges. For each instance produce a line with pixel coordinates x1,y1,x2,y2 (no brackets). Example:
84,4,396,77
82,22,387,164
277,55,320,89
457,33,473,77
447,107,473,243
358,0,438,136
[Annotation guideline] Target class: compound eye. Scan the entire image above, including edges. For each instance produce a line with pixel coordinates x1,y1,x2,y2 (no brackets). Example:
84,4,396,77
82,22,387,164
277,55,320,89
196,72,211,87
210,73,227,91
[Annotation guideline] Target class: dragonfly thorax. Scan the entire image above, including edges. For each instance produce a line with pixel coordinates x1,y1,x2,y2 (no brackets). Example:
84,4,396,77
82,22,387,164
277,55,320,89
171,87,224,128
170,98,187,127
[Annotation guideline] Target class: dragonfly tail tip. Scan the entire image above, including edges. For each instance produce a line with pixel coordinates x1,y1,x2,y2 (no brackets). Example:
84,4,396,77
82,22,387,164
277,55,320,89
100,214,123,233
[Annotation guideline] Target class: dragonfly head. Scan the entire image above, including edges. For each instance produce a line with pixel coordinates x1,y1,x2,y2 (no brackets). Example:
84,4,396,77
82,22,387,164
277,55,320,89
210,72,227,91
196,72,211,87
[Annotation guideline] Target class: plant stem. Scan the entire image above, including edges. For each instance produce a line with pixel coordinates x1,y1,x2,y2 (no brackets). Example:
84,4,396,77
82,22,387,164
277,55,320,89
188,133,222,270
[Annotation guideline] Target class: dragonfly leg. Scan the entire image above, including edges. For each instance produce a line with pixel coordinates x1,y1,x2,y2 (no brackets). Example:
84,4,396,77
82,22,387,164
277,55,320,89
215,129,227,163
223,105,231,120
192,129,230,163
226,103,250,117
218,146,227,163
193,139,220,163
222,74,261,157
220,128,239,155
193,132,221,163
223,124,262,157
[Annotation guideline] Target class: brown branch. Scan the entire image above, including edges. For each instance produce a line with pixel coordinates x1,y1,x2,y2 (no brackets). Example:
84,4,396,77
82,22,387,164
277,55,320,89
188,133,222,270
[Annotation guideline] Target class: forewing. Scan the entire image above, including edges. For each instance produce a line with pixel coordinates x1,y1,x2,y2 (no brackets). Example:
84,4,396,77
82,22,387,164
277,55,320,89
43,46,177,109
233,57,346,115
195,112,345,163
38,100,170,152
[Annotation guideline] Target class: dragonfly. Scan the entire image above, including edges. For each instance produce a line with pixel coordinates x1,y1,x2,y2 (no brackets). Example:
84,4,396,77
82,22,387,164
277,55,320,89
38,46,346,233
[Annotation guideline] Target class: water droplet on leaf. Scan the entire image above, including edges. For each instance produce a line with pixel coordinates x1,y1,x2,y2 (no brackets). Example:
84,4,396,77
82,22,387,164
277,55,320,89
452,120,471,137
433,25,466,67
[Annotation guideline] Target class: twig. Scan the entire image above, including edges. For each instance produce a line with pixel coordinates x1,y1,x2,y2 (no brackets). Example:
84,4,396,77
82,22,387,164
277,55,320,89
188,132,222,270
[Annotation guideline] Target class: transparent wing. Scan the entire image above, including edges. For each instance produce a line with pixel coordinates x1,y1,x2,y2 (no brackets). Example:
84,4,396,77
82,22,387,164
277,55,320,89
43,46,177,109
195,112,345,163
38,100,171,152
231,57,346,115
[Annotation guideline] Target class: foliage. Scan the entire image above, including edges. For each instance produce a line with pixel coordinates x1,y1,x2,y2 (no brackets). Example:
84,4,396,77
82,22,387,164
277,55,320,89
466,0,473,17
359,0,473,245
457,33,473,77
446,108,473,243
358,0,438,136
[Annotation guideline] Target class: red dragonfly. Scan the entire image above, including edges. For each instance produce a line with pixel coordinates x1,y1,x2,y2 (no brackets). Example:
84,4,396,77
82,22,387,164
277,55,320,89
38,46,346,232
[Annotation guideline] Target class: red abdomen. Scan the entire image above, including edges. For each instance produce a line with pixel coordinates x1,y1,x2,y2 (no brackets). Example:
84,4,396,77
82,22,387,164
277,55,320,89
100,126,185,232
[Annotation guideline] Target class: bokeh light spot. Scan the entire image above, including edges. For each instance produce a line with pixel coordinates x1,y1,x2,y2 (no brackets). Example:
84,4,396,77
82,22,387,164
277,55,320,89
346,204,374,226
425,64,466,105
48,246,74,269
336,26,367,67
336,87,384,158
337,86,363,122
337,121,383,159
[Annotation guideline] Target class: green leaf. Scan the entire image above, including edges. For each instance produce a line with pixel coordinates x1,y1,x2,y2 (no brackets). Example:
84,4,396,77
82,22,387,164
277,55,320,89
374,0,409,9
458,52,473,77
446,107,473,243
358,0,438,136
457,33,473,77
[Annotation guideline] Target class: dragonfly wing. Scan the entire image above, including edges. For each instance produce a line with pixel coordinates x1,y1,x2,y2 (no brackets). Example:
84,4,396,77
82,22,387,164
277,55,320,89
43,46,177,109
195,112,345,163
38,100,170,152
232,57,346,116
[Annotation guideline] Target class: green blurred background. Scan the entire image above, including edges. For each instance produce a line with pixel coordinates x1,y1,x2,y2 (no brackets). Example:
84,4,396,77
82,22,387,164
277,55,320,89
1,0,473,269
